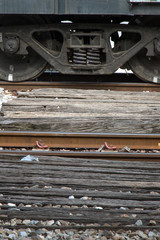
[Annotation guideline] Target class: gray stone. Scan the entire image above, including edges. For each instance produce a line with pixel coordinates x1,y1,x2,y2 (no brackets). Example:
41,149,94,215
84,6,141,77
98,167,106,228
23,219,31,225
137,230,148,239
135,219,143,226
30,220,39,225
68,195,74,200
35,229,47,235
19,231,28,237
55,220,61,226
46,220,55,226
8,234,16,239
120,207,127,210
10,219,17,226
95,206,103,210
80,196,89,200
148,231,156,238
8,203,16,207
67,231,74,236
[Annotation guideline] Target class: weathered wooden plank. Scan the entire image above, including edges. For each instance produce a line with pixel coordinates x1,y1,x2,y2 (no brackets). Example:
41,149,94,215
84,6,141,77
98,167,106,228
1,88,160,133
0,195,160,208
0,117,160,133
0,175,160,189
3,104,160,115
1,208,159,225
0,155,160,182
1,155,160,173
0,187,160,199
0,156,160,182
4,98,160,105
1,189,160,202
0,155,160,169
0,154,160,227
16,88,160,101
1,165,160,177
4,112,160,118
0,167,160,182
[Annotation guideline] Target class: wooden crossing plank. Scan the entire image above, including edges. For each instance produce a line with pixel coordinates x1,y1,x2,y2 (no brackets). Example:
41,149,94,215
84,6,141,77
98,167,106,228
1,88,160,133
0,154,160,228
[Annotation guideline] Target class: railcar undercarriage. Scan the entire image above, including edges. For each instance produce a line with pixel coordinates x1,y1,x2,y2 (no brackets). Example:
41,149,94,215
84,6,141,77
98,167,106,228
1,15,160,83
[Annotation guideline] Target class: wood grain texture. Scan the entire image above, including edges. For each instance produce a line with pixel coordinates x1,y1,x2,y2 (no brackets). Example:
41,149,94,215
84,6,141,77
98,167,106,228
0,154,160,227
1,88,160,133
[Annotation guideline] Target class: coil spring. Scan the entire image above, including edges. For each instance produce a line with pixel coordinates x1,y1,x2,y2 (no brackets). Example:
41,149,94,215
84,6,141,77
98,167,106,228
73,48,101,65
73,49,86,65
87,49,101,65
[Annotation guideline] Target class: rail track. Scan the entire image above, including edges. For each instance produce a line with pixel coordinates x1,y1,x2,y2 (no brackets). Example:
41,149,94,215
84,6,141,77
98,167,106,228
0,131,160,231
0,73,160,92
0,131,160,161
1,131,160,149
1,81,160,235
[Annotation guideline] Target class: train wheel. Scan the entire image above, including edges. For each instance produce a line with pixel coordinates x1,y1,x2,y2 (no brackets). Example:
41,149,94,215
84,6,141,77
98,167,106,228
0,16,51,81
126,17,160,83
127,48,160,83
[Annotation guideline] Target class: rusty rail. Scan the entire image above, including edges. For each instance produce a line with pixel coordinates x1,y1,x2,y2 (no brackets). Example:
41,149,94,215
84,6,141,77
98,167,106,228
0,131,160,149
0,131,160,161
0,73,160,91
1,81,160,92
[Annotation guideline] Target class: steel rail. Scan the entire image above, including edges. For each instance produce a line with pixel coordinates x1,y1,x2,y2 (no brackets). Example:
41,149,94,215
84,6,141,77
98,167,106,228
0,131,160,149
0,73,159,91
0,81,159,92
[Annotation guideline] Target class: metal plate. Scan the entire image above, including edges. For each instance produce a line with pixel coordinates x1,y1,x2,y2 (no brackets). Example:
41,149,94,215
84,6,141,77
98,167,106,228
129,0,160,2
0,0,159,16
0,0,130,15
0,0,58,14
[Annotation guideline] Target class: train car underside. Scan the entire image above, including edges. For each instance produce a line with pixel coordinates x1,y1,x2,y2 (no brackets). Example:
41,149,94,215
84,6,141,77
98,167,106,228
1,1,160,83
